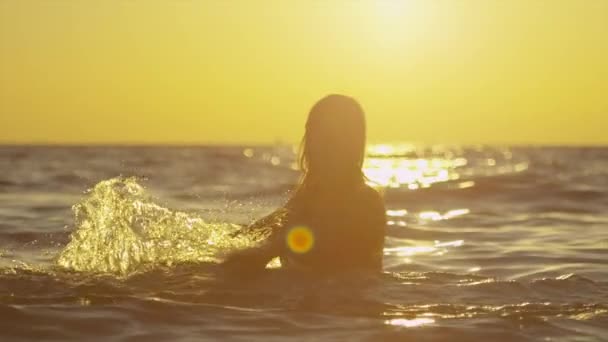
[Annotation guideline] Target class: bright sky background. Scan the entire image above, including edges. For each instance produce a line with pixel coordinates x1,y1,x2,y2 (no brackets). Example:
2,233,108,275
1,0,606,145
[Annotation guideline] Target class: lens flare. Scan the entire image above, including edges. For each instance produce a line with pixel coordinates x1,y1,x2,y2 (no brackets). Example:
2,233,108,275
286,226,314,254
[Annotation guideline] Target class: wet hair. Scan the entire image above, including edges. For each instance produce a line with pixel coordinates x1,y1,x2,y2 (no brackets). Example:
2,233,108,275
296,94,367,190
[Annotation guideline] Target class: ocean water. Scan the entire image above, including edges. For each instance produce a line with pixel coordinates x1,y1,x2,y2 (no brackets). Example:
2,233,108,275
0,145,606,341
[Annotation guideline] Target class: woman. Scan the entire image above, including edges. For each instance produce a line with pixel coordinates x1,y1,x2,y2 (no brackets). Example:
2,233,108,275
225,94,386,275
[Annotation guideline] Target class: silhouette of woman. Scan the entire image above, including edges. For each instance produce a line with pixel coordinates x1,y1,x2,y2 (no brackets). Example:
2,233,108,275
225,94,386,275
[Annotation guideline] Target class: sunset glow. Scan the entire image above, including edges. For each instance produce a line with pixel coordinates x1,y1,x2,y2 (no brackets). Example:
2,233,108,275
0,1,606,145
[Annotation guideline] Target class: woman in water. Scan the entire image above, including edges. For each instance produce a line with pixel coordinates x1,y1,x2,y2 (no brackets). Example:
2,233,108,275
225,94,386,275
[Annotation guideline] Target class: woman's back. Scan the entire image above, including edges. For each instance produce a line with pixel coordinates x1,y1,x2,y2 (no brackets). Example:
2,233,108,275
279,184,386,273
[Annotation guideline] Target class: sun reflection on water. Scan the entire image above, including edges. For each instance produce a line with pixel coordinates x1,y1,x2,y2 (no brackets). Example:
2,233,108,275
384,240,464,257
418,208,470,221
364,144,466,188
386,209,408,217
242,144,525,191
384,317,435,328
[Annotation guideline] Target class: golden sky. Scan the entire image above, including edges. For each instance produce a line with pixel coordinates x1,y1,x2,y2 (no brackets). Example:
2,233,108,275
0,0,606,145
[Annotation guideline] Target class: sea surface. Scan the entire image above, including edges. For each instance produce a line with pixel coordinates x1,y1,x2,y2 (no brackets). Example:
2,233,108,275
0,145,607,341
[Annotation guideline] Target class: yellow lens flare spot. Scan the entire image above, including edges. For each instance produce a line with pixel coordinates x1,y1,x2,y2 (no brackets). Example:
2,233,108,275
286,226,314,254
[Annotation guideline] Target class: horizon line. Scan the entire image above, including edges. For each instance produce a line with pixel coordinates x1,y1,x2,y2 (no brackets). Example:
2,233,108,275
0,141,606,148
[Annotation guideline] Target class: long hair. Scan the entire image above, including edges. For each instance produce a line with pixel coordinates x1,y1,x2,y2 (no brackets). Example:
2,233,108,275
295,94,367,193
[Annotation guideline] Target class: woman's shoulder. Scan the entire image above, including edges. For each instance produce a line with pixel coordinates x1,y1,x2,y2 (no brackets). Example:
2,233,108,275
353,184,385,216
358,184,384,202
351,184,386,234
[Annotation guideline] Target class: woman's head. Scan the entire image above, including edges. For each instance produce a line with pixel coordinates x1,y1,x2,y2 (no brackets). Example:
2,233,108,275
299,94,367,186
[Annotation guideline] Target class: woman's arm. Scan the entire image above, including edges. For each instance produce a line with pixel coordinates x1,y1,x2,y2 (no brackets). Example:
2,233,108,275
223,207,290,274
233,207,289,240
222,239,279,274
223,191,301,274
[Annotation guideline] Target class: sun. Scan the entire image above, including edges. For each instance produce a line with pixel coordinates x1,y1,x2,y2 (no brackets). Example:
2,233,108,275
362,0,433,48
374,0,414,20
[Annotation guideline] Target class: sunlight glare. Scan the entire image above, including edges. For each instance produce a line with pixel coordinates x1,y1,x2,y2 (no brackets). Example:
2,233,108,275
364,144,463,189
373,0,422,27
384,240,464,257
365,0,433,47
385,317,435,328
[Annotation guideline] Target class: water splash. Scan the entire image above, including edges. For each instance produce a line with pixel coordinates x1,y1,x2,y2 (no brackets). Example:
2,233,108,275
56,177,255,276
